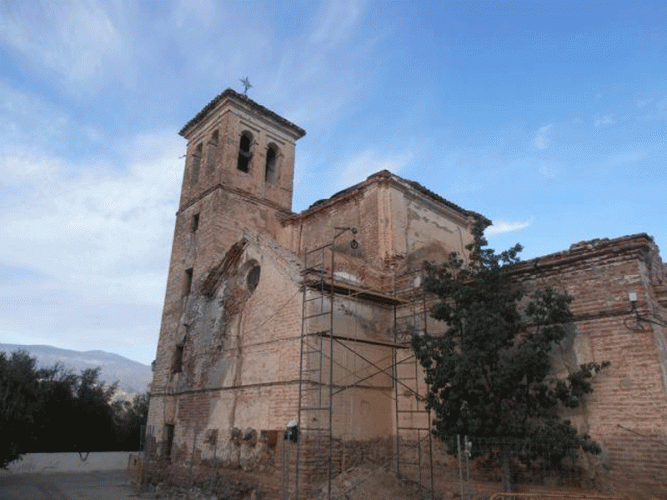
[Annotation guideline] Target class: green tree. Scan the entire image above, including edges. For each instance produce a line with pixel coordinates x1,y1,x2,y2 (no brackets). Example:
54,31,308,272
112,391,150,451
412,222,609,491
0,351,45,468
1,351,128,464
30,366,118,452
30,364,78,453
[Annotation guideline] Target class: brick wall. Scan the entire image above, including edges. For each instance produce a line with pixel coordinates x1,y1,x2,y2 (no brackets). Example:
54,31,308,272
512,234,667,495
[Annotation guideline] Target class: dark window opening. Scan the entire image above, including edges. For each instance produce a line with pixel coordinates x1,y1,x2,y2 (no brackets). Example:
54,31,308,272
184,268,193,297
207,130,218,173
237,132,252,173
265,144,279,183
246,263,261,293
172,343,184,373
191,143,202,184
164,424,175,459
191,213,199,232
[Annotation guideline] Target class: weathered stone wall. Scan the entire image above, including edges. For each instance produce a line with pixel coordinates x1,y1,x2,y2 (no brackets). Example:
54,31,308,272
148,234,305,464
280,171,477,295
382,177,475,270
513,235,667,495
150,89,667,499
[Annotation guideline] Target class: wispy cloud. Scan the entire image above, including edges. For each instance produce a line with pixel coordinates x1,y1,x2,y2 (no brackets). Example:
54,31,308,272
279,0,380,130
635,97,667,122
329,148,413,193
0,133,183,305
538,160,563,179
534,124,552,150
0,0,123,89
0,132,183,362
486,218,533,235
605,148,647,169
171,0,215,30
637,98,654,108
0,80,71,150
310,0,366,48
594,113,616,127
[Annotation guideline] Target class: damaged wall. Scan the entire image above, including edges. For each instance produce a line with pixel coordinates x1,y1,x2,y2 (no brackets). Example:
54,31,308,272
148,88,667,498
512,234,667,494
280,171,478,295
148,234,305,471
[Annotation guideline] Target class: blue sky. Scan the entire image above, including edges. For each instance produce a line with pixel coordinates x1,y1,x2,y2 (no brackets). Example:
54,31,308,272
1,0,665,365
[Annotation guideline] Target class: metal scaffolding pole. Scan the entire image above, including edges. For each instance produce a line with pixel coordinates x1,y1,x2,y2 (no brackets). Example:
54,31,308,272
294,232,435,500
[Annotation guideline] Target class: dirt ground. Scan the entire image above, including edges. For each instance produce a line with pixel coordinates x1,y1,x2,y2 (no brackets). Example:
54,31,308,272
320,468,516,500
321,466,432,500
1,468,651,500
317,466,647,500
145,462,657,500
0,470,158,500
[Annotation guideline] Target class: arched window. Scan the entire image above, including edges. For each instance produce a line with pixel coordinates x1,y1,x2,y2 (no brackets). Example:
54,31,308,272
237,132,253,173
265,143,279,183
206,130,218,173
191,143,202,184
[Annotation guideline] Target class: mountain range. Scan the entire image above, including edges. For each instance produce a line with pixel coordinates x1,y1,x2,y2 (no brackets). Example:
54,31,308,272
0,343,152,395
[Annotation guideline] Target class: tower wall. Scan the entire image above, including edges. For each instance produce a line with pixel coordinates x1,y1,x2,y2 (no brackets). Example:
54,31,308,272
148,91,307,495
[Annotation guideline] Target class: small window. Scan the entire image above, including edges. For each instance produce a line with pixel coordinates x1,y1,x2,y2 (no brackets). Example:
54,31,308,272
246,262,261,293
164,424,175,459
191,143,202,184
207,130,218,173
191,213,200,232
237,132,253,173
265,144,279,184
183,268,193,297
172,343,184,373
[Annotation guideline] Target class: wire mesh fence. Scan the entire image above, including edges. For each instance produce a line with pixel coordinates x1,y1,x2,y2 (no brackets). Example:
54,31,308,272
450,435,605,499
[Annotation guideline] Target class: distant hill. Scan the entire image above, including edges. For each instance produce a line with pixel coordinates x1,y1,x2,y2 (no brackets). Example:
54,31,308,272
0,343,152,395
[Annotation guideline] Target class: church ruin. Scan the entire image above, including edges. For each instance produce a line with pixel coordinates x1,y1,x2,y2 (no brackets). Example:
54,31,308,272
146,89,667,498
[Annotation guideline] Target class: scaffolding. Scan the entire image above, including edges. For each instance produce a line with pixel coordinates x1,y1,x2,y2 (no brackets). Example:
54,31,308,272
393,268,435,494
295,240,335,499
292,228,436,500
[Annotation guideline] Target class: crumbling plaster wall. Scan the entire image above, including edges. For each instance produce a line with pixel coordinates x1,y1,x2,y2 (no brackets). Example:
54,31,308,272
382,182,474,270
304,291,394,343
151,187,289,399
514,235,667,493
283,185,383,290
300,282,398,440
279,175,477,443
149,233,305,470
280,174,476,294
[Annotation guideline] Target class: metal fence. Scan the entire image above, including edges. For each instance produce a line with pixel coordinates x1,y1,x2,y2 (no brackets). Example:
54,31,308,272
453,435,604,499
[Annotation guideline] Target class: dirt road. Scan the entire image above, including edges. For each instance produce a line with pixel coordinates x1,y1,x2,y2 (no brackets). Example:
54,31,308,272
0,470,156,500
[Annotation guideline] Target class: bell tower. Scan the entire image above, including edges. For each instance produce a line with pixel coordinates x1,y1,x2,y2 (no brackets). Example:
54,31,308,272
171,88,305,289
178,88,306,218
150,90,305,396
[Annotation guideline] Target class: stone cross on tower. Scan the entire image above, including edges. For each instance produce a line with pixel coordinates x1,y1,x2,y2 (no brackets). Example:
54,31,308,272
240,77,252,95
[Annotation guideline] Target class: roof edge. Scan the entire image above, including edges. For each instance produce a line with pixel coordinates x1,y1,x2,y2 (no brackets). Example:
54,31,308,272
512,233,656,274
179,88,306,139
282,169,488,225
